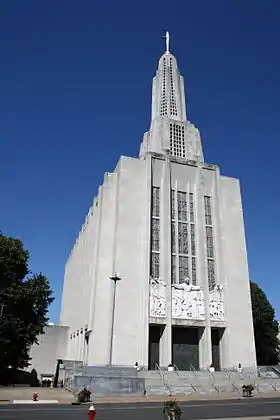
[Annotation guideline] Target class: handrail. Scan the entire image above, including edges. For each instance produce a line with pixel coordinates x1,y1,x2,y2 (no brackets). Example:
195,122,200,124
189,364,196,375
155,364,172,396
224,368,233,382
173,364,180,375
208,370,219,394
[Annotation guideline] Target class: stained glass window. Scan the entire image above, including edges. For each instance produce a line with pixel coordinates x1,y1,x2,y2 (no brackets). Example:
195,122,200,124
172,254,177,284
191,257,196,285
178,222,188,254
179,256,189,283
204,196,212,225
151,253,160,279
151,219,160,252
178,191,187,221
171,190,175,220
191,224,196,256
206,226,214,258
189,193,194,223
171,222,176,254
152,187,160,218
204,196,215,289
207,259,215,290
151,187,160,279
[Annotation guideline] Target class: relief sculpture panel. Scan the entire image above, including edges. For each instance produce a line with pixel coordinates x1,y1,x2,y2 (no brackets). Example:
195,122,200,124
149,279,166,317
172,283,205,320
209,284,225,320
149,279,205,320
150,280,225,321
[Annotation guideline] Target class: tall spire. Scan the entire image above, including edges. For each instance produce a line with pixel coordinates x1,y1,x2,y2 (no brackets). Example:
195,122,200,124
161,31,170,54
139,34,204,162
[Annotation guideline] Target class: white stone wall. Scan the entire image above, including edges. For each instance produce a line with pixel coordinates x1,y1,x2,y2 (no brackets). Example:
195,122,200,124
112,156,150,366
219,176,256,368
149,156,256,369
87,170,119,365
58,153,256,370
27,325,69,377
60,185,100,361
86,156,150,366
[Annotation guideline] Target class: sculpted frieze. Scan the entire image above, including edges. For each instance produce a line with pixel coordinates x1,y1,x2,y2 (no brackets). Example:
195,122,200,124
172,283,205,320
149,279,166,317
209,284,225,320
149,279,205,320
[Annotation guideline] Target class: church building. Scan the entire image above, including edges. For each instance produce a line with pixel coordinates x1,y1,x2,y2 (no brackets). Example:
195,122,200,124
36,33,257,374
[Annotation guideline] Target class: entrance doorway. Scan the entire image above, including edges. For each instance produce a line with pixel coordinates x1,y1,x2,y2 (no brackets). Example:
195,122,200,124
172,327,199,370
148,325,162,370
211,328,223,370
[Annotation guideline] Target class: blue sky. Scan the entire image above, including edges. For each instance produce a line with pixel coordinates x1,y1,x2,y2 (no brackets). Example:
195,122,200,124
1,1,279,322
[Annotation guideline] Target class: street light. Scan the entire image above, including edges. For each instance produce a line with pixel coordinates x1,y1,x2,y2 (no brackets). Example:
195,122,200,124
109,273,121,366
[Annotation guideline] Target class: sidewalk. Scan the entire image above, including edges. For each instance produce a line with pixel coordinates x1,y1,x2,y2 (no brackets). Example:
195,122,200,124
0,387,279,404
0,387,73,403
92,391,280,404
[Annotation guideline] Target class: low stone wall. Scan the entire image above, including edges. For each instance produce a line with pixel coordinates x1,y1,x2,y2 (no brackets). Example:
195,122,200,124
73,375,145,397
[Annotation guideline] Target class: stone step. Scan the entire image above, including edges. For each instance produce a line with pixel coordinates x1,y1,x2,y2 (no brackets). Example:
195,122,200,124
145,388,171,396
169,386,193,396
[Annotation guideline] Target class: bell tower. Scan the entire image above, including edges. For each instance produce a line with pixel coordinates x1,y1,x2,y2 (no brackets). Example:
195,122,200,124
139,32,204,162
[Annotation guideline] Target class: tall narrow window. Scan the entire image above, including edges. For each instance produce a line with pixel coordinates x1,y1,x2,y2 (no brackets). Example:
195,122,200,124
178,192,187,221
152,187,160,218
170,123,186,158
171,190,176,283
179,256,189,283
171,191,197,285
189,193,196,285
204,196,215,290
177,191,188,283
151,219,160,252
151,187,160,279
171,255,176,284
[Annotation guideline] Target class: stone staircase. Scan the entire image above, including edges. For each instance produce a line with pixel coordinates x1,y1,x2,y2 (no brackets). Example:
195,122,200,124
60,363,280,398
140,367,280,397
139,370,171,396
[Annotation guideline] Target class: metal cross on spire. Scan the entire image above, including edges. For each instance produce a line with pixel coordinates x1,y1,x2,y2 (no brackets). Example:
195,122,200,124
161,31,170,54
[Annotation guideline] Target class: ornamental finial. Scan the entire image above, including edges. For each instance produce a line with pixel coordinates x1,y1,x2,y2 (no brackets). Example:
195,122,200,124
161,31,170,54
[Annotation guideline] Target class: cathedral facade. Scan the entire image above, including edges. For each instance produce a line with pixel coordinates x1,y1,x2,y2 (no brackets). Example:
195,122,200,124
59,37,257,371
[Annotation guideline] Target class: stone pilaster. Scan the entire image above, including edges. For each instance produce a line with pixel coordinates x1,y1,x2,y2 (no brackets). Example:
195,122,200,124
159,153,172,366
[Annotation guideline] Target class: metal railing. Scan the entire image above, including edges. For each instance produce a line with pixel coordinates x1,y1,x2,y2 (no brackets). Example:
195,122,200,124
208,370,220,394
189,364,197,375
155,364,172,396
173,364,180,375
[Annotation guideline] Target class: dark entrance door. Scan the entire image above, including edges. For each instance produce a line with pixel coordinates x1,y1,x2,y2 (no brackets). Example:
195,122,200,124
211,328,221,371
148,325,161,370
172,327,199,370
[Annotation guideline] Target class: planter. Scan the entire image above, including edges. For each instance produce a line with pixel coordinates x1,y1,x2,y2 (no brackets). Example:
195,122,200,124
242,385,254,397
242,390,253,397
163,400,182,420
164,409,176,420
168,366,174,372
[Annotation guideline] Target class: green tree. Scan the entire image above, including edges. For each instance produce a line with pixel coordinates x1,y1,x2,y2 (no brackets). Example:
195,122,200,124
250,281,279,365
0,233,54,369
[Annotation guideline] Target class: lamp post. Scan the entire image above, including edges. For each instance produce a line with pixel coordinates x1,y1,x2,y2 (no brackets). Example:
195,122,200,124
109,273,121,366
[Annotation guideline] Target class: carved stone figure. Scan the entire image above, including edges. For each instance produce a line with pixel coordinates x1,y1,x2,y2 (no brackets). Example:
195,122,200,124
149,281,166,317
209,284,225,320
172,285,205,320
149,279,207,320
